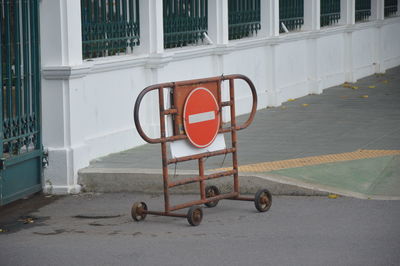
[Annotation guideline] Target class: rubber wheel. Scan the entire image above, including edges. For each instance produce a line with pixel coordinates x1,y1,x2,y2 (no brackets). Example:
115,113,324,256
131,202,148,221
254,189,272,212
187,206,203,226
204,185,220,208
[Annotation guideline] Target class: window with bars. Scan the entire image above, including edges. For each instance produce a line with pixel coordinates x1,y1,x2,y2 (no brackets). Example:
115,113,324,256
81,0,140,59
279,0,304,32
320,0,340,27
228,0,261,40
384,0,398,17
355,0,371,22
163,0,208,49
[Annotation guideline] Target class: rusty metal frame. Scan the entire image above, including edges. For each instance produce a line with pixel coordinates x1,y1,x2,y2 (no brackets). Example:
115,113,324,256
134,74,258,219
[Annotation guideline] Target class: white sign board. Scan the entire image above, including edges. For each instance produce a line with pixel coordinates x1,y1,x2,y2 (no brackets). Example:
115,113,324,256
170,134,226,159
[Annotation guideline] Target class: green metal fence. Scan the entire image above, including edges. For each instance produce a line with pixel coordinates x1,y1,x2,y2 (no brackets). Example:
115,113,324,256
163,0,208,48
355,0,371,22
81,0,140,59
1,0,41,157
320,0,340,27
279,0,304,32
384,0,398,17
1,0,43,205
228,0,261,40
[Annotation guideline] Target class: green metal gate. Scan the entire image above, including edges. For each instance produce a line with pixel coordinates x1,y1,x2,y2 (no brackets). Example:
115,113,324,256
0,0,43,205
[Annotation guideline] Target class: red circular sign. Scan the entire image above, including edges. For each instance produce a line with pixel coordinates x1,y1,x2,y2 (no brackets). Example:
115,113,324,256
183,88,220,148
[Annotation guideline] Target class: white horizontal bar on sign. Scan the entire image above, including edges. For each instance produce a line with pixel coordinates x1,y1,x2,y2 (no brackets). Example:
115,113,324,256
189,111,215,124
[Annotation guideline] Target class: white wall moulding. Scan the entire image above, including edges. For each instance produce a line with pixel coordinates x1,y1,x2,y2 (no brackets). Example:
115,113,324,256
40,0,400,194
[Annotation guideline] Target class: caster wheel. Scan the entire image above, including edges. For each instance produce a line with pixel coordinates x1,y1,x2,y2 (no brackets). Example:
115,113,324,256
204,185,220,208
187,206,203,226
254,189,272,212
131,202,148,221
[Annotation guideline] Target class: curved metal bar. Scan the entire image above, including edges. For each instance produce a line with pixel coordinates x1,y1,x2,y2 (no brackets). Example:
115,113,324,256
222,74,258,131
133,83,171,144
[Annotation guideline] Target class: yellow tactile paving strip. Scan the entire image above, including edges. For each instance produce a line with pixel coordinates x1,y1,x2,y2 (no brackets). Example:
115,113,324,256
215,150,400,173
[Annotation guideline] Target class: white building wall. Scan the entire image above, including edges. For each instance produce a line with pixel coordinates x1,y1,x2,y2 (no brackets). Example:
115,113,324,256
40,0,400,194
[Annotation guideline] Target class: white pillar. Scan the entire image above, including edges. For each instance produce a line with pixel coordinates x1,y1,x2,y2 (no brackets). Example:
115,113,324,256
398,0,400,16
339,0,355,81
138,0,164,54
339,0,355,25
371,1,385,73
371,0,384,20
40,0,84,194
266,45,280,106
208,0,229,44
261,0,280,37
303,0,320,31
40,0,82,65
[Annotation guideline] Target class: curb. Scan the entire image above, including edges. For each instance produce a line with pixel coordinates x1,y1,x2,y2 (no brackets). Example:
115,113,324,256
78,167,328,196
78,167,400,200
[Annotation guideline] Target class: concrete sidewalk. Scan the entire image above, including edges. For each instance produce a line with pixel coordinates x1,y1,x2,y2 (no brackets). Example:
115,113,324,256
79,66,400,199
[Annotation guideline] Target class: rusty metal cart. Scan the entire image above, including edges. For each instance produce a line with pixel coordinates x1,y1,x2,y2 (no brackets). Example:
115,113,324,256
132,74,272,226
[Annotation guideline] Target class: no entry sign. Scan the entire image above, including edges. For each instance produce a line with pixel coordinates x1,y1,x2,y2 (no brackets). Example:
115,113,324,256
183,87,220,148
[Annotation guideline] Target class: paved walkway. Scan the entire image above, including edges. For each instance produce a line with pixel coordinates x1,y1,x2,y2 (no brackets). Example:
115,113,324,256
83,66,400,199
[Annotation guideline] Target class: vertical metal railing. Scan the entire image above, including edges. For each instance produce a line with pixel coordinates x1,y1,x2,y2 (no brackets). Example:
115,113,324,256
1,0,41,158
81,0,140,59
320,0,341,27
384,0,398,17
163,0,208,48
279,0,304,32
228,0,261,40
355,0,371,22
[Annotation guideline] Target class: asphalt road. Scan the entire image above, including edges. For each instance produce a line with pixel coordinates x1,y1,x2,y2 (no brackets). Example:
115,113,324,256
1,193,400,266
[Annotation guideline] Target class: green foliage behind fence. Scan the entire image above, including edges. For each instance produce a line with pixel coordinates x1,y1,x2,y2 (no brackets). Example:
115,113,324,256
355,0,371,22
384,0,398,17
279,0,304,32
228,0,261,40
163,0,208,48
81,0,140,59
320,0,340,27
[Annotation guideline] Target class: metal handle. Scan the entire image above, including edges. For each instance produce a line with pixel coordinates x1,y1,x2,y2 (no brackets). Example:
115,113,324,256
222,74,258,131
134,84,167,144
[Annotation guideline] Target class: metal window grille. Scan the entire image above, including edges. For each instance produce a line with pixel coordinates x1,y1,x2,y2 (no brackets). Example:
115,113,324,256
384,0,398,17
228,0,261,40
320,0,341,27
163,0,208,49
355,0,371,22
1,0,41,156
81,0,140,59
279,0,304,32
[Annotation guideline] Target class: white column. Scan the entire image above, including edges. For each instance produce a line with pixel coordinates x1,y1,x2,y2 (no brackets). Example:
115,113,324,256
138,0,164,54
339,0,355,82
40,0,82,65
261,0,280,37
398,0,400,16
307,38,322,94
371,0,385,73
266,45,280,106
339,0,355,25
208,0,229,44
303,0,320,31
40,0,84,194
371,0,384,20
